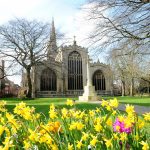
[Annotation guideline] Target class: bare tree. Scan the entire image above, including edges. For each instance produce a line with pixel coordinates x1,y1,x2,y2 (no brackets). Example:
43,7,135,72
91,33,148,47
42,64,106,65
83,0,150,96
0,60,5,79
84,0,150,53
0,18,50,98
108,39,146,96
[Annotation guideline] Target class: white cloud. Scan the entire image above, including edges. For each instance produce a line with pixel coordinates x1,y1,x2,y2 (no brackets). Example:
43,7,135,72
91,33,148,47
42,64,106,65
62,3,96,47
0,1,105,85
0,0,42,24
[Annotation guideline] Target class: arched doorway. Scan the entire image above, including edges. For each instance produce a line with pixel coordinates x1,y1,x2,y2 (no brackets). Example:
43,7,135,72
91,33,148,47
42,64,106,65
40,68,57,91
93,70,106,90
68,51,83,90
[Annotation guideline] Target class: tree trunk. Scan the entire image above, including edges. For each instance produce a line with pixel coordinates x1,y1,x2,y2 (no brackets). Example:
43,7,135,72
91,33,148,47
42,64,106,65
26,67,32,98
148,83,150,96
121,80,125,97
130,78,134,96
32,66,35,98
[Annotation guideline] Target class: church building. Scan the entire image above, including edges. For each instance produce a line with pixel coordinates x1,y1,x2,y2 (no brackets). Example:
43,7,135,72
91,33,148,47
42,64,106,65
21,20,113,97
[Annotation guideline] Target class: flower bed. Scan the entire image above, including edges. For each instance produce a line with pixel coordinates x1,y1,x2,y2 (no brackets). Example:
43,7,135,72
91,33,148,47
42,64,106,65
0,99,149,150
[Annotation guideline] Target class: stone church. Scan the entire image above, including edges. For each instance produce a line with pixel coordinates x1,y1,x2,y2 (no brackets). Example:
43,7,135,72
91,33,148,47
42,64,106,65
21,20,113,97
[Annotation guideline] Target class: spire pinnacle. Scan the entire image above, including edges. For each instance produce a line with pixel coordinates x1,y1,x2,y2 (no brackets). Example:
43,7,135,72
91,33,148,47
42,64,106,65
47,18,57,58
51,17,54,32
50,18,56,44
73,35,76,45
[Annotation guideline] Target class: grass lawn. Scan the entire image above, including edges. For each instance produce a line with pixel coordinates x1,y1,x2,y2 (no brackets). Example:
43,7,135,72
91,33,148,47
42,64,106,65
0,97,101,118
102,96,150,106
0,96,149,117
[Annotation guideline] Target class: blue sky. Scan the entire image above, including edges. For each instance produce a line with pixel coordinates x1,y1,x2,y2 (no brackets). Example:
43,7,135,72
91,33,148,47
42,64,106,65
0,0,85,25
0,0,103,85
0,0,91,45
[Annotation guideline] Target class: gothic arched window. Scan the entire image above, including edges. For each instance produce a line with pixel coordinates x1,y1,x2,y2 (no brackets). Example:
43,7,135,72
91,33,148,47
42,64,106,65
40,68,57,91
68,51,83,90
93,70,106,90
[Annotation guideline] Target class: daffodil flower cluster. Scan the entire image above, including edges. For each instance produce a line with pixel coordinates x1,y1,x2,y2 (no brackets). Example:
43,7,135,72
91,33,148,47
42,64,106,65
0,98,149,150
113,104,136,134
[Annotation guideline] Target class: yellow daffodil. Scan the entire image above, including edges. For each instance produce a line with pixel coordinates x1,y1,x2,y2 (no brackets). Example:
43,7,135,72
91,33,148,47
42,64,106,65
94,117,102,124
101,100,109,107
124,118,132,128
112,110,117,116
6,112,17,126
51,144,58,150
89,110,95,117
14,102,34,120
116,125,120,132
143,112,150,121
0,100,7,112
28,129,38,142
68,143,73,150
106,105,111,111
140,141,149,150
120,132,127,142
96,107,101,113
23,140,31,149
90,135,98,147
94,123,102,132
109,98,119,108
76,140,83,149
69,122,84,131
3,136,14,149
66,99,74,106
76,122,84,130
138,119,145,129
118,115,124,122
79,111,85,119
50,104,55,110
113,133,119,140
0,114,5,124
0,125,5,136
61,108,68,119
49,109,57,119
5,127,10,137
69,122,77,130
0,99,149,150
106,118,112,126
81,132,89,141
125,104,135,114
134,134,139,141
104,138,113,148
39,134,47,143
44,133,53,145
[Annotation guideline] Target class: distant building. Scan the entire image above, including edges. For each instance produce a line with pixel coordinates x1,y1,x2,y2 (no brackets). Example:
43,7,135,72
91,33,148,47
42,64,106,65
0,60,20,97
21,20,113,97
0,60,5,96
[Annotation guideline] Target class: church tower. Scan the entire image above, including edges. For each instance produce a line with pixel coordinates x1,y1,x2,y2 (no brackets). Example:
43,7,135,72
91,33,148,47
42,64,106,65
47,18,57,59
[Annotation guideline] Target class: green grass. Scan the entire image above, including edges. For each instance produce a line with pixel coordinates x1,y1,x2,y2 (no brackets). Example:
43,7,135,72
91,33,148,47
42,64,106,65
0,97,72,104
1,96,150,107
1,96,149,118
1,97,101,118
102,96,150,106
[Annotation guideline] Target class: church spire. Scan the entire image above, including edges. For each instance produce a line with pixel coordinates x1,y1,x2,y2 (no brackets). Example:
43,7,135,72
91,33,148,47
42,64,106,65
73,36,76,45
47,18,57,58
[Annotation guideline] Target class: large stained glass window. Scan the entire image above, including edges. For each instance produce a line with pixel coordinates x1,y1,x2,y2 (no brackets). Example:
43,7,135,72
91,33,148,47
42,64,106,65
68,51,83,90
40,68,57,91
93,70,105,90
